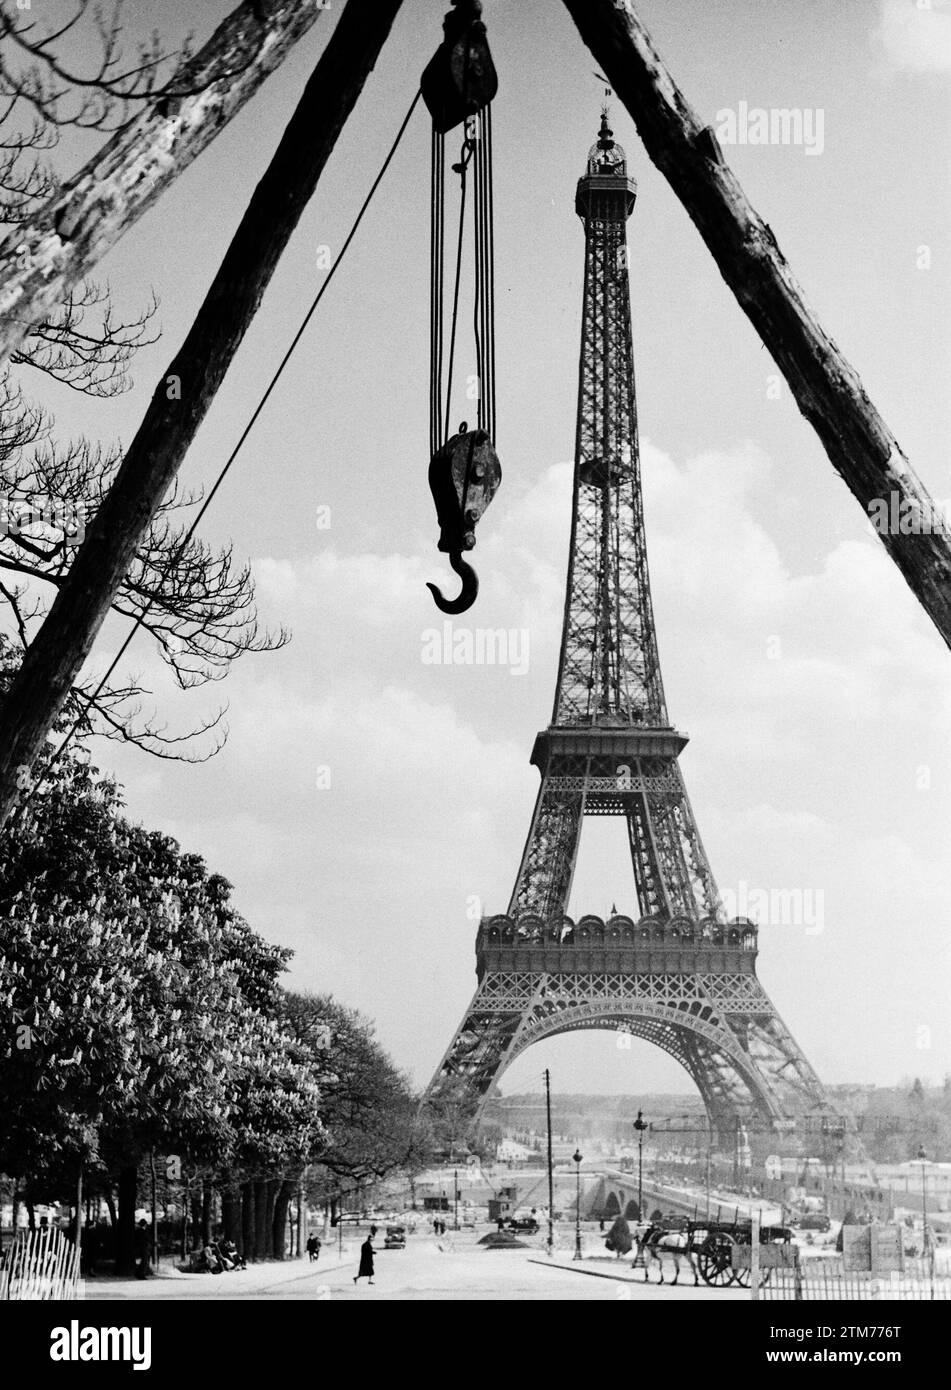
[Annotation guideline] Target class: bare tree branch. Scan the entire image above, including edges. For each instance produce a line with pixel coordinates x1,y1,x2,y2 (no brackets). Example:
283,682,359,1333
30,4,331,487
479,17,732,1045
0,0,329,371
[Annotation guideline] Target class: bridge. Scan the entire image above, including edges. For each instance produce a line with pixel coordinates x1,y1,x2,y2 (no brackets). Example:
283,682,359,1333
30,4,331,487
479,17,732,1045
588,1170,781,1224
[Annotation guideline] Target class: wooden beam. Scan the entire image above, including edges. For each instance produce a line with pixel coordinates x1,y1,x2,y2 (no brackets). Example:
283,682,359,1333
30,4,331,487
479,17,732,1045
562,0,951,650
0,0,329,370
0,0,405,826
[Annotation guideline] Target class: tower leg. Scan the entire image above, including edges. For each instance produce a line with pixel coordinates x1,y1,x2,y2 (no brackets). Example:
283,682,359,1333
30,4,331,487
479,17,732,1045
508,783,584,918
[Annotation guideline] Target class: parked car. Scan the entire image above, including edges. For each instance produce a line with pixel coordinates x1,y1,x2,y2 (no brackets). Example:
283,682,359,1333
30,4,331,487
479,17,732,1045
384,1225,406,1249
507,1217,539,1235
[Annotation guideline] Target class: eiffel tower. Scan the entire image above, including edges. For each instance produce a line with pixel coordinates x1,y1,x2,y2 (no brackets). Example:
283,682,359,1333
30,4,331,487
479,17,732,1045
428,114,835,1144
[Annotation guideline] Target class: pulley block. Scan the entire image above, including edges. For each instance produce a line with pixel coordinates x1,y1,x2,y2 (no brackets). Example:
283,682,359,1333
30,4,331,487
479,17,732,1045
426,423,501,613
421,0,498,134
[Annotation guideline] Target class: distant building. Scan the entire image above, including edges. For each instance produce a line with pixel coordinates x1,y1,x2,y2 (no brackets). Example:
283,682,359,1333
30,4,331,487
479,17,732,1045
496,1139,532,1165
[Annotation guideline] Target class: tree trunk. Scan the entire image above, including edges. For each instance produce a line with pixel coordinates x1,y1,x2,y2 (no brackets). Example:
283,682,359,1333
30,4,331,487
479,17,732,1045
116,1165,138,1277
562,0,951,650
190,1189,203,1245
241,1181,256,1263
74,1163,83,1258
254,1181,269,1260
222,1188,242,1247
0,0,407,829
272,1179,294,1261
266,1180,281,1258
149,1152,158,1272
0,0,329,370
201,1181,213,1246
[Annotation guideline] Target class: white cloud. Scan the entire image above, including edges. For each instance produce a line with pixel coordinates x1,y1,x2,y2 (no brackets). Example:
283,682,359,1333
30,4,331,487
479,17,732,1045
101,436,949,1092
874,0,951,73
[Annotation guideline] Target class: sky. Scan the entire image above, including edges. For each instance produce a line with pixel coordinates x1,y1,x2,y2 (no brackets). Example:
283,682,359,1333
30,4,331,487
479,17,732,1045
8,0,951,1101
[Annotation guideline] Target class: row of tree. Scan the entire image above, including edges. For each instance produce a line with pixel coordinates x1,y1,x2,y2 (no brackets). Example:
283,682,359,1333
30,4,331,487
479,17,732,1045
858,1079,951,1165
0,638,427,1271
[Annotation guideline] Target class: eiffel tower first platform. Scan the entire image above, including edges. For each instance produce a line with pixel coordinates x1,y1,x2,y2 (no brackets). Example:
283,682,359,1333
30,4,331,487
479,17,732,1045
427,115,836,1142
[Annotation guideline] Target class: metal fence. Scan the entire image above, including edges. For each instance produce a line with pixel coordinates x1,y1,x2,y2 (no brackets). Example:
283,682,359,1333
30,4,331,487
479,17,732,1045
757,1258,950,1301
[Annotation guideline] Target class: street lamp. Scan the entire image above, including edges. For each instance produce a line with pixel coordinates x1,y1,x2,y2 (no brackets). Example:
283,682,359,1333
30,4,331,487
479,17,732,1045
916,1145,934,1296
633,1111,649,1221
572,1149,583,1261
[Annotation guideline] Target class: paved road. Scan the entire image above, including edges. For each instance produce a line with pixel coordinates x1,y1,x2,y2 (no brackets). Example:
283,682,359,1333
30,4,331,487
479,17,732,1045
82,1232,746,1302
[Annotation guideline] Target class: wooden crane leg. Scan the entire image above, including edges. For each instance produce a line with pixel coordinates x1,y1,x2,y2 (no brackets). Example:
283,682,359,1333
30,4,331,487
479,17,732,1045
563,0,951,651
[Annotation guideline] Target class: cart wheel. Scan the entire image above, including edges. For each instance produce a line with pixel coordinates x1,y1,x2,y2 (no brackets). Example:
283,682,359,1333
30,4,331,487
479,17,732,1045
696,1232,736,1287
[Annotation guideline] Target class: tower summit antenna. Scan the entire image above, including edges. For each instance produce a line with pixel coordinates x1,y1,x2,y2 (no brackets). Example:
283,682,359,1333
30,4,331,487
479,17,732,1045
592,69,612,116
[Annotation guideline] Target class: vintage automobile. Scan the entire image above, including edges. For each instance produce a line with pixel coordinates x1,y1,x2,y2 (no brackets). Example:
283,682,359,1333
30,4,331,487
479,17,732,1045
384,1225,407,1249
507,1216,540,1235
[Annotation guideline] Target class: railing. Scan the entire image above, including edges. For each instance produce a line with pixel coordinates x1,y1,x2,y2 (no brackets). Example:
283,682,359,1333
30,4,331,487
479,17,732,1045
760,1257,949,1301
476,912,758,952
0,1226,81,1300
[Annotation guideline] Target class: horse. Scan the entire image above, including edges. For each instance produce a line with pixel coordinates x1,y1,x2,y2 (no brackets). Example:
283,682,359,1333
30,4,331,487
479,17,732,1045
633,1220,700,1286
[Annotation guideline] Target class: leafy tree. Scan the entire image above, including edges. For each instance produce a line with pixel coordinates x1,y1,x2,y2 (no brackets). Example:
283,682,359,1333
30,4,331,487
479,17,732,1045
604,1214,632,1257
0,691,319,1267
282,992,426,1214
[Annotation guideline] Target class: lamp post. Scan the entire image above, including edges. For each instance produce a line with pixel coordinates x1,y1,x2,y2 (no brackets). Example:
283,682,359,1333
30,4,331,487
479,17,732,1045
572,1149,583,1261
633,1110,648,1221
917,1145,934,1297
545,1068,555,1258
705,1121,713,1219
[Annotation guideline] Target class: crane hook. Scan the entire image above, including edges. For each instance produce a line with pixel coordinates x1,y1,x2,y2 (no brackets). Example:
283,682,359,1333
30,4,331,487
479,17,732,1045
426,549,479,614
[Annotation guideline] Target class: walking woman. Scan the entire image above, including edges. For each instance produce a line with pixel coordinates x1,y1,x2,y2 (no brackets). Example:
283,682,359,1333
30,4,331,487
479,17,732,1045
353,1226,377,1286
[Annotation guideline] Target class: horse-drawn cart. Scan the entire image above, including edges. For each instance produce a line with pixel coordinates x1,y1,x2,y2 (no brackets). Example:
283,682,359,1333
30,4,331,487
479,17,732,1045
635,1216,795,1288
694,1220,794,1287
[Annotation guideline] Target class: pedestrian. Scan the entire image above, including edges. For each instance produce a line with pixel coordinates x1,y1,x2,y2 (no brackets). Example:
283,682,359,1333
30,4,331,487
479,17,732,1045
133,1220,152,1280
306,1233,321,1262
354,1225,377,1285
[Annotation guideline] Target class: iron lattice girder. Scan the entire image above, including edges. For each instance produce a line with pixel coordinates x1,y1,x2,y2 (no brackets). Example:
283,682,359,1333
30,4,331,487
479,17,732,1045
432,971,830,1125
555,201,665,727
508,741,721,919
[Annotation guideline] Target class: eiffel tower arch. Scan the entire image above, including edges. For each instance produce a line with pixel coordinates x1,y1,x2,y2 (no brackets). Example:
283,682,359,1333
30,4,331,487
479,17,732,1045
427,114,836,1145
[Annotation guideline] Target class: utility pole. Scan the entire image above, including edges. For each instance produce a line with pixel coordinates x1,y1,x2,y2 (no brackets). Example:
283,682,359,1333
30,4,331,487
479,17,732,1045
705,1123,712,1219
0,0,406,827
545,1068,555,1257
